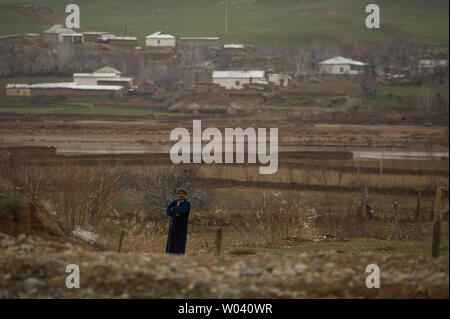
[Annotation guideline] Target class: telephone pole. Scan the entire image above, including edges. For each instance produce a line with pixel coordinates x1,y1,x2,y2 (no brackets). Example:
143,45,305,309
225,0,228,35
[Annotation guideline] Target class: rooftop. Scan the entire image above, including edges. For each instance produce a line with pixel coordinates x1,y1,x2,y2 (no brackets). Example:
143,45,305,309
319,56,366,66
44,24,76,35
6,83,123,91
94,66,121,75
146,31,175,39
109,36,137,41
180,37,219,40
73,73,118,78
223,44,246,49
96,77,133,82
212,70,265,79
83,32,108,35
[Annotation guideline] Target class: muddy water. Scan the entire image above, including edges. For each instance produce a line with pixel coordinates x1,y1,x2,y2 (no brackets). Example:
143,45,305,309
1,135,448,160
353,150,449,160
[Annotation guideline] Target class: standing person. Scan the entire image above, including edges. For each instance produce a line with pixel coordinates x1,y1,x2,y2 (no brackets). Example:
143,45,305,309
165,188,190,254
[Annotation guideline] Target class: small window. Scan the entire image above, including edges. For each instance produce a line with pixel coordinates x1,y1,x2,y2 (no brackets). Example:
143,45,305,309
157,40,160,44
340,67,344,73
235,81,240,86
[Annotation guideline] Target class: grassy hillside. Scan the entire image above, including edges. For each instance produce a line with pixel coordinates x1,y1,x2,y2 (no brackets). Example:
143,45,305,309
0,0,448,47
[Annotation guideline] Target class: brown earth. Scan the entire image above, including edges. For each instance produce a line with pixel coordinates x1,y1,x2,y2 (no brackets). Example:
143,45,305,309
0,182,96,251
0,231,448,298
14,3,65,26
0,119,448,148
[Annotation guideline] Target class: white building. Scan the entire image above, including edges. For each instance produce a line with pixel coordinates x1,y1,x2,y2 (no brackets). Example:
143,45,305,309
73,67,133,87
223,44,246,49
6,83,123,96
268,73,291,87
318,56,366,75
180,37,220,49
83,31,109,42
146,31,176,47
61,33,83,44
99,34,115,42
43,25,78,42
98,35,137,45
212,70,265,90
418,59,449,74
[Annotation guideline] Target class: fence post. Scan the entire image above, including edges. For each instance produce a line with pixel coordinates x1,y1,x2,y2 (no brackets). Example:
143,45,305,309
415,191,421,221
364,187,373,221
393,201,399,224
430,200,435,221
117,230,126,253
431,188,442,258
214,227,223,256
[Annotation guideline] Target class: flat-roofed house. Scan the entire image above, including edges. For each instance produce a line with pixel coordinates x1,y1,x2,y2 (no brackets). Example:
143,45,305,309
318,56,367,75
6,83,124,97
73,73,117,86
268,73,291,87
96,76,134,88
6,66,134,97
62,33,83,44
108,36,138,46
212,70,265,90
146,31,176,47
83,31,109,42
222,44,255,56
99,34,115,42
418,59,449,74
73,67,133,88
43,25,78,43
180,37,220,49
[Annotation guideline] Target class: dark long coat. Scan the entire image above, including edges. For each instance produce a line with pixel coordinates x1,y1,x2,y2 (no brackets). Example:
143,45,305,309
165,199,190,254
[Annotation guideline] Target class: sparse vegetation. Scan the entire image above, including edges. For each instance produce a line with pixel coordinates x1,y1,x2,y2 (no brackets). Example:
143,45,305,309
0,0,448,300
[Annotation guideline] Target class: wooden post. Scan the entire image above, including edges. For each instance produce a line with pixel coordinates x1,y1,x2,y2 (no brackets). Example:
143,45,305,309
430,200,434,221
214,227,223,256
117,231,126,253
431,188,442,258
415,191,421,221
364,187,373,221
225,0,228,35
392,201,399,224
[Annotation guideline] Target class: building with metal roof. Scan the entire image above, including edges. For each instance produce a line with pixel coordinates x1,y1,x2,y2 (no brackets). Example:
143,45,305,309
212,70,265,90
318,56,367,75
6,82,124,97
146,31,176,47
43,25,79,43
73,67,132,87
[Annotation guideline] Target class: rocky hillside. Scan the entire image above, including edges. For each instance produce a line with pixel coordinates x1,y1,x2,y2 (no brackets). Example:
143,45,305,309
0,231,448,298
0,181,448,299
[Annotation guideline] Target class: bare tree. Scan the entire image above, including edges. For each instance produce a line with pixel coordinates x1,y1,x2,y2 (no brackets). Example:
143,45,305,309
117,165,212,218
356,72,377,98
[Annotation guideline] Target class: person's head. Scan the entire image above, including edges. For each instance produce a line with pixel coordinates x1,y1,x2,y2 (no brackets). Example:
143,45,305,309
177,188,187,200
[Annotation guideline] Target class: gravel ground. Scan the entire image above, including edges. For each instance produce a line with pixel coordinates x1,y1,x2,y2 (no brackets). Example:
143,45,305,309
0,232,448,299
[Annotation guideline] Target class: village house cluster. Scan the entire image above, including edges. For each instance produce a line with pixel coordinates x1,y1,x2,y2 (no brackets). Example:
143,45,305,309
3,24,448,97
6,67,133,97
